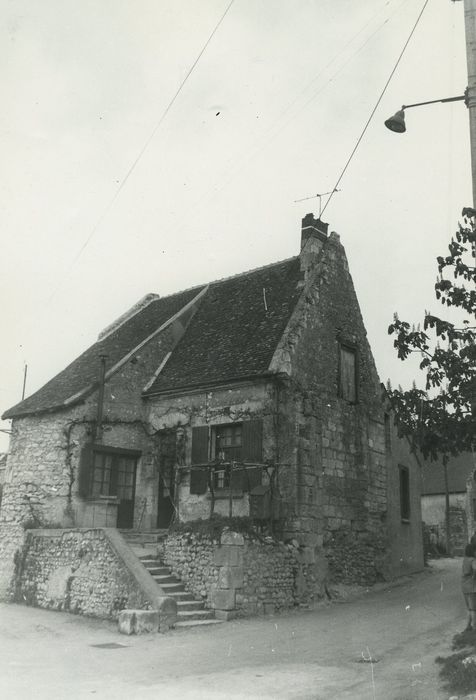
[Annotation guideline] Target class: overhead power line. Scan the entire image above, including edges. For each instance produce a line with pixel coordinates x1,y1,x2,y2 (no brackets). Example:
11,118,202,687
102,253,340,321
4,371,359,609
49,0,235,300
192,0,410,215
321,0,430,217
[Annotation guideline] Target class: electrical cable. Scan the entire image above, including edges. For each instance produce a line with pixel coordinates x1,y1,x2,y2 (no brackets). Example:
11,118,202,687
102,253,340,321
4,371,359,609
49,0,235,300
192,0,410,213
320,0,430,218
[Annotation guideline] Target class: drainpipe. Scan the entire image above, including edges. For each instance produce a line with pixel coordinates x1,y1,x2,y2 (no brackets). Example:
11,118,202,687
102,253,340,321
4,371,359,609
95,355,108,442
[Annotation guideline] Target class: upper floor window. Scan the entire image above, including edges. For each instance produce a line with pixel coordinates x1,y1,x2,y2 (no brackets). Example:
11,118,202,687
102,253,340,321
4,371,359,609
338,343,358,403
190,419,263,494
215,424,242,463
214,424,242,488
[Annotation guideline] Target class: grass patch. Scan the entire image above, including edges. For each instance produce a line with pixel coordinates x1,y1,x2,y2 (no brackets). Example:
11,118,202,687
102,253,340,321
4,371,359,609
436,628,476,695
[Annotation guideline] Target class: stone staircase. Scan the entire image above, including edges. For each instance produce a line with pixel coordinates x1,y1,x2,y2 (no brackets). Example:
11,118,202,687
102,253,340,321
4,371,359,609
120,530,221,628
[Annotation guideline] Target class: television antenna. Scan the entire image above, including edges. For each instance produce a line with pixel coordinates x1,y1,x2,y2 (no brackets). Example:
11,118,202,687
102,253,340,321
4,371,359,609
294,189,340,217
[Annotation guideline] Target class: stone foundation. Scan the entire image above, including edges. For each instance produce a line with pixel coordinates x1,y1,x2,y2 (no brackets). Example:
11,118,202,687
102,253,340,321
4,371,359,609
164,529,327,617
12,528,176,627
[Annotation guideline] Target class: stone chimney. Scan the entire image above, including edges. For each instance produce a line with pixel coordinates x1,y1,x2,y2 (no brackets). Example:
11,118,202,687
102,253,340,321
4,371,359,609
300,213,328,279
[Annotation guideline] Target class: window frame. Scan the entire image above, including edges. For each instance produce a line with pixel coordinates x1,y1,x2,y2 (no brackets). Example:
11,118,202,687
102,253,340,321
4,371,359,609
88,445,140,501
337,339,359,404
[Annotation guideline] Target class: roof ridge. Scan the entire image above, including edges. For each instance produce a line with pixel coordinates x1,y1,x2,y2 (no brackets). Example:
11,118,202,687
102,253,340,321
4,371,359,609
98,293,161,341
153,255,298,301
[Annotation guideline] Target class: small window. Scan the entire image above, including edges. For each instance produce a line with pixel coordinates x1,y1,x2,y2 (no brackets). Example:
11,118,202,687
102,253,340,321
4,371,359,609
399,465,410,521
214,424,243,489
338,343,358,403
384,413,392,452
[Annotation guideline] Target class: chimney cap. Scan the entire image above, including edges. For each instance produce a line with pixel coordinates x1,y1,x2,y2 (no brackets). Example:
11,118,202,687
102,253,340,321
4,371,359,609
301,213,328,235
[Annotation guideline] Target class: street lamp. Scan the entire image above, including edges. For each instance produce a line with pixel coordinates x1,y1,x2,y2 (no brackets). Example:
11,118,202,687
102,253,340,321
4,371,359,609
384,0,476,556
384,93,468,133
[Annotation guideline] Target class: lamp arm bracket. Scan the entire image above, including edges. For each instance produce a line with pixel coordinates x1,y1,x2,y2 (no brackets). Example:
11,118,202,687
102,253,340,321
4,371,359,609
403,92,468,110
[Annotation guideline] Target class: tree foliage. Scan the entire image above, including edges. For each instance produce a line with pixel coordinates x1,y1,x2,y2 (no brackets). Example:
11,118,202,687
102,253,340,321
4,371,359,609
387,209,476,461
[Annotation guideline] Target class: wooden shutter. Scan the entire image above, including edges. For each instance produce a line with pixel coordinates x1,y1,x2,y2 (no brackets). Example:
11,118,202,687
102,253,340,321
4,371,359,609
191,426,209,464
190,467,208,495
77,444,93,498
339,345,357,402
242,419,263,463
230,466,244,491
244,466,263,492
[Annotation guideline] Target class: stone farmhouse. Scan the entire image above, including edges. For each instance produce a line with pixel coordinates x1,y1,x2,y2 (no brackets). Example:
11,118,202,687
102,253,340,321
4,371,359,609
0,214,423,615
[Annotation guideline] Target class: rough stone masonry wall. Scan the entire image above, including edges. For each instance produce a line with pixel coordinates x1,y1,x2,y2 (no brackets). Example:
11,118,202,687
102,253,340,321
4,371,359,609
14,528,151,619
164,531,219,606
164,530,318,616
0,408,89,599
239,538,297,615
272,233,388,585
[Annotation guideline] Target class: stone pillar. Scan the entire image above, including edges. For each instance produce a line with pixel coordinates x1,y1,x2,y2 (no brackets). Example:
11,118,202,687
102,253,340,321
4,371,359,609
210,531,244,620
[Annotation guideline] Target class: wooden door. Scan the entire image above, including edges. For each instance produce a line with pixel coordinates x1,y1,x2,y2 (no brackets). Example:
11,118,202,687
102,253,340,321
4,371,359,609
157,430,176,528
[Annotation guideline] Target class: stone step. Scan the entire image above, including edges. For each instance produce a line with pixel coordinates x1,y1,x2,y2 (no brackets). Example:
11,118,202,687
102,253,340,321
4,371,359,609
120,530,168,545
175,619,224,628
119,535,220,627
176,600,206,612
144,566,171,577
151,574,179,585
130,545,159,558
165,590,196,602
138,556,161,565
176,609,215,621
159,581,186,593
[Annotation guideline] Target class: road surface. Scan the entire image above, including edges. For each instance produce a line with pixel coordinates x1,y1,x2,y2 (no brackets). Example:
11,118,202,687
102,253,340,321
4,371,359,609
0,558,465,699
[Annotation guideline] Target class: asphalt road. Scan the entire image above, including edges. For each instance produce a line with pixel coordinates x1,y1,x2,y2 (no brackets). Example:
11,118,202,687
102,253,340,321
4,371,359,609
0,558,465,699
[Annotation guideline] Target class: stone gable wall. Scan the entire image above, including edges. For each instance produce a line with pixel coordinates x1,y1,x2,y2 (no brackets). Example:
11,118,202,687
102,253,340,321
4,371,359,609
271,234,389,581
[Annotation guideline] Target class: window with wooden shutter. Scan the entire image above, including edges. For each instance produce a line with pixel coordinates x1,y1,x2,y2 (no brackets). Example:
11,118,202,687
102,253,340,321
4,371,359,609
338,343,358,403
243,465,262,492
191,425,210,464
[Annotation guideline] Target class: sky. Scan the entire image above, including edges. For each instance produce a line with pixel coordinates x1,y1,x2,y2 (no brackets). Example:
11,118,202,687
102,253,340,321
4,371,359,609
0,0,472,451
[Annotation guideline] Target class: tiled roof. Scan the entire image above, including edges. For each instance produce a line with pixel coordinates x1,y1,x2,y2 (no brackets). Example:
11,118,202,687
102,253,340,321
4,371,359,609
3,287,203,419
3,256,304,418
421,452,475,495
144,257,303,395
